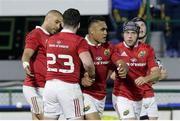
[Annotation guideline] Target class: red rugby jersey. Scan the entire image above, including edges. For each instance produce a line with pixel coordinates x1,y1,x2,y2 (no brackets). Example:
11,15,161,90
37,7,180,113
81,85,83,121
46,31,89,83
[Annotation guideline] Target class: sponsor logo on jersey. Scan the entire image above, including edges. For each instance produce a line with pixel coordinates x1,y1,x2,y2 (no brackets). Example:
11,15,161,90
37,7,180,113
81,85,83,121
127,62,146,67
56,41,62,44
121,51,128,56
94,61,110,65
49,41,69,48
96,56,102,61
138,50,146,58
130,58,137,63
94,56,109,65
128,58,146,67
104,49,110,56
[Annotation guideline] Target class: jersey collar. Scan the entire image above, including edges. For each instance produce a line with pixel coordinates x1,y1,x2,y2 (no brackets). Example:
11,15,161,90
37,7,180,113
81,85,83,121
123,41,139,48
85,35,101,46
61,28,75,33
36,26,50,35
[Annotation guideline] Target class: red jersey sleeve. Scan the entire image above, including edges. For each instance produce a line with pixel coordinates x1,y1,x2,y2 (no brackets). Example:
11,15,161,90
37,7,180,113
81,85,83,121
25,32,39,50
108,46,116,71
111,44,121,66
77,38,89,54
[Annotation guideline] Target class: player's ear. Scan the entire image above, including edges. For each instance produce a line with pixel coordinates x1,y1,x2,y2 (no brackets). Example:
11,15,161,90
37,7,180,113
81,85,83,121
89,27,94,35
61,21,64,28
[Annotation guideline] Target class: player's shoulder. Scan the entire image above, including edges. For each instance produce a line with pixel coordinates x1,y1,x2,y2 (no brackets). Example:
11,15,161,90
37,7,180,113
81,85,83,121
102,41,114,48
73,35,87,46
61,32,85,42
115,42,123,48
27,28,44,38
48,32,59,39
139,42,154,50
72,34,85,42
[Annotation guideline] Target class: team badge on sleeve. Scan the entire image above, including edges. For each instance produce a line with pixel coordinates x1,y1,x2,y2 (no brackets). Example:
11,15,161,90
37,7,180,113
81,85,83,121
104,49,110,56
138,50,146,58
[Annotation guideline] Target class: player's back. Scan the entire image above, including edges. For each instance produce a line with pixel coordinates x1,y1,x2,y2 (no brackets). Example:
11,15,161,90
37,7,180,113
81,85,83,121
46,32,88,83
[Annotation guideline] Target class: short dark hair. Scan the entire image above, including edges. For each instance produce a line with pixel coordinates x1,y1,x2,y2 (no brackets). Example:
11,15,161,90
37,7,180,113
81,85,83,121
63,8,80,28
46,10,62,16
87,16,106,29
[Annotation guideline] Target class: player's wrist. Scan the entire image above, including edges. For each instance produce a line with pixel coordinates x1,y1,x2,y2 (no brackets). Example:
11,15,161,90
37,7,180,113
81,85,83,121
89,78,95,83
22,61,30,69
152,79,159,84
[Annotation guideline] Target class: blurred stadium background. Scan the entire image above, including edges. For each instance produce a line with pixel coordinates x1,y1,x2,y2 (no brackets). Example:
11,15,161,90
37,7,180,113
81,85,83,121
0,0,180,120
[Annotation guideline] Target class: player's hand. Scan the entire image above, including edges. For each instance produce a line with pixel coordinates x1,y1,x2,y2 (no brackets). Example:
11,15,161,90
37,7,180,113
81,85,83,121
24,66,34,77
159,68,168,80
23,62,34,77
81,72,94,87
117,64,128,78
135,76,147,86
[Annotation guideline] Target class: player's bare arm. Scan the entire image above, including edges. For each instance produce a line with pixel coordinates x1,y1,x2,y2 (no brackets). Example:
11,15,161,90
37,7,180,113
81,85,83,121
22,48,35,77
135,67,160,86
159,68,168,80
79,51,95,81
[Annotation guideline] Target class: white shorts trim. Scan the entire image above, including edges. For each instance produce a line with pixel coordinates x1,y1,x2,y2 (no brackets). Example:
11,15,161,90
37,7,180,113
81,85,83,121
23,85,44,114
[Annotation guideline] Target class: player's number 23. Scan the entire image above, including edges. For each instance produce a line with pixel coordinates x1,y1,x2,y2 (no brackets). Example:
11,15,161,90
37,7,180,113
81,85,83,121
47,53,74,73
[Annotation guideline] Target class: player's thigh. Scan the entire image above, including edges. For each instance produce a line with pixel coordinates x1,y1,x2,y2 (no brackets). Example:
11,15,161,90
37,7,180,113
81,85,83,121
23,85,44,114
43,81,62,119
141,97,158,118
58,82,84,119
114,96,137,119
83,93,105,116
133,99,142,119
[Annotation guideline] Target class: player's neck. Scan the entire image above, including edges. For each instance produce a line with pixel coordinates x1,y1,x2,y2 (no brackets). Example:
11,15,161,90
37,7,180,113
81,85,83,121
63,27,77,33
41,24,48,32
88,35,98,45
